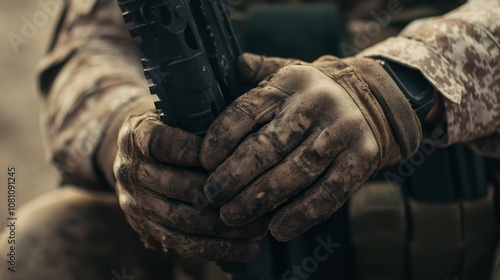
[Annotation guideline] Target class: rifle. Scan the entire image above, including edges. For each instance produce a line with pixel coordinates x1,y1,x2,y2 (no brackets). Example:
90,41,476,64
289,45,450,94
117,1,275,279
117,0,245,135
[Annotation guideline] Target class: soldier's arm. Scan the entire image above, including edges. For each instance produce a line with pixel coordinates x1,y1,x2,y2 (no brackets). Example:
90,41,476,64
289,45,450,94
37,0,153,187
359,0,500,158
37,0,268,264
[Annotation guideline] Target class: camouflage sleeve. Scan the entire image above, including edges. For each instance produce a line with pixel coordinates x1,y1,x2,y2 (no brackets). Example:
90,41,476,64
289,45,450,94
37,0,152,186
358,0,500,158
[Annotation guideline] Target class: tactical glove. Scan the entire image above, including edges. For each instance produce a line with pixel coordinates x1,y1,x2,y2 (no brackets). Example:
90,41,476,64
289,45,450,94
200,53,422,242
112,110,268,261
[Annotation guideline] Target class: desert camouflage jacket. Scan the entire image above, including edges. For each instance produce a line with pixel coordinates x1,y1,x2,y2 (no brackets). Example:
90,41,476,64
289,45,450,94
38,0,499,186
359,0,500,157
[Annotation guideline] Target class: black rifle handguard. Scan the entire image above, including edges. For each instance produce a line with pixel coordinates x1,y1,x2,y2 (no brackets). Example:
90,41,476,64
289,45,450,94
118,0,246,135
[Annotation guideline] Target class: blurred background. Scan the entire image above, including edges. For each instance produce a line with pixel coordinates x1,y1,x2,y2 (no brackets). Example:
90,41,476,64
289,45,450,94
0,1,60,226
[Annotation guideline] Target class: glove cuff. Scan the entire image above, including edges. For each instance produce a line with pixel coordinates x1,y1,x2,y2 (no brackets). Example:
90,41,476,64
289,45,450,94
345,57,422,160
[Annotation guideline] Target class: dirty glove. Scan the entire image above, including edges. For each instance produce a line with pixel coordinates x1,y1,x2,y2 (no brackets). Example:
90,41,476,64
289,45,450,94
112,110,268,261
200,53,422,242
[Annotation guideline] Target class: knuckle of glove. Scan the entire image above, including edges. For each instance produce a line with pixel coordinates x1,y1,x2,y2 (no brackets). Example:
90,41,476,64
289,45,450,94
304,86,339,111
268,64,319,92
115,144,146,195
134,162,156,189
119,110,163,160
114,112,163,199
113,154,141,197
114,154,130,183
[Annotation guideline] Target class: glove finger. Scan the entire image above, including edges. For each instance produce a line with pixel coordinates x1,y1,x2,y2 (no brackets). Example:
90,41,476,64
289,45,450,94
200,83,288,171
144,194,268,240
220,123,352,226
238,52,306,85
134,162,216,208
130,111,203,167
154,224,261,262
203,100,315,205
201,64,324,171
269,152,374,242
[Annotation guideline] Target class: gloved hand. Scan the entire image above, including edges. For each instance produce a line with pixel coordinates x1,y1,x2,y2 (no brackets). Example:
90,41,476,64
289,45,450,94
112,110,268,261
200,53,423,242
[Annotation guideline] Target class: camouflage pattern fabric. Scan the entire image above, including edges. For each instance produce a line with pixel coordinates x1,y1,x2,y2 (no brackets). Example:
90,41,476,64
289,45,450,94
359,0,500,157
37,0,151,186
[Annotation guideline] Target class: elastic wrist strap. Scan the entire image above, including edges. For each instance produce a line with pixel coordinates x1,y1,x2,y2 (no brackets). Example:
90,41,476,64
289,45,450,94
345,58,423,160
380,60,436,123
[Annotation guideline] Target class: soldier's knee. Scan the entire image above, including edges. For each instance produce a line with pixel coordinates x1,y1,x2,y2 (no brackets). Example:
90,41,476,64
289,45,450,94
0,186,143,280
